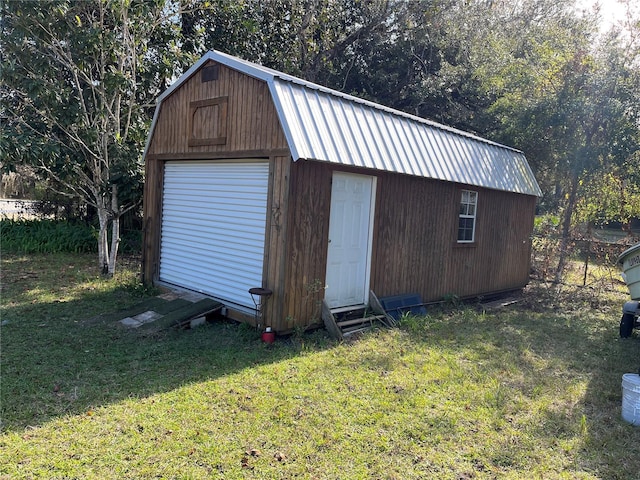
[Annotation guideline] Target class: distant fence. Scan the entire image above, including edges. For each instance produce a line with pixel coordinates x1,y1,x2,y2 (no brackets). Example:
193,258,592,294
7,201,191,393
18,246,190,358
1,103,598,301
0,199,40,220
531,233,637,287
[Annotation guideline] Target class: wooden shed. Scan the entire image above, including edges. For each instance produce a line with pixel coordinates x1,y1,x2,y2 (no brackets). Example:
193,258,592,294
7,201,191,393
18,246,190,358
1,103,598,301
142,50,542,332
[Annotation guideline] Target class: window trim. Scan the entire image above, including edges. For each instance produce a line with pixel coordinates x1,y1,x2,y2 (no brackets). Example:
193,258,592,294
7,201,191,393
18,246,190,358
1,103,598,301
457,189,477,244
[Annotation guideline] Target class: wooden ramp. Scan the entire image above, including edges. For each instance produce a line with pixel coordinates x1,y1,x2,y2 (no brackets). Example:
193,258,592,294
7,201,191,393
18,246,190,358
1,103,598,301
137,298,223,333
322,291,396,340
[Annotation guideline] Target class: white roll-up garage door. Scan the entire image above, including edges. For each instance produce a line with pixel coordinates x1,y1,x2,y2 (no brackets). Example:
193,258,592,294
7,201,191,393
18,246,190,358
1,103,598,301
159,161,269,309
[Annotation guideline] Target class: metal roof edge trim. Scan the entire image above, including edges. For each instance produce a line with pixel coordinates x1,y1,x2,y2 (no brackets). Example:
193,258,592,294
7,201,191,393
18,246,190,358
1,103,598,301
144,50,524,160
141,104,161,162
201,51,523,155
521,157,543,197
143,50,542,198
267,80,302,162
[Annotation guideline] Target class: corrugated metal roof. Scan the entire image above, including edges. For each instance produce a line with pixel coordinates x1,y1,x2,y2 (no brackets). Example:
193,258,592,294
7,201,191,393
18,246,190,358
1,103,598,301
146,51,542,197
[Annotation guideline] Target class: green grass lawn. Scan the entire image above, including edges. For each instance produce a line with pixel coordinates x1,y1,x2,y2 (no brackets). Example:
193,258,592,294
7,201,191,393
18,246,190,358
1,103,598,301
1,253,639,479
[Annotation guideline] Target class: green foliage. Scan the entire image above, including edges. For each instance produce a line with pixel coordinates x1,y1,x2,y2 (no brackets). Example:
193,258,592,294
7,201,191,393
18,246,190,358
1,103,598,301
533,213,561,231
0,219,142,255
0,219,97,254
118,274,159,298
575,154,640,229
531,214,563,281
119,228,142,254
1,0,186,273
442,293,461,307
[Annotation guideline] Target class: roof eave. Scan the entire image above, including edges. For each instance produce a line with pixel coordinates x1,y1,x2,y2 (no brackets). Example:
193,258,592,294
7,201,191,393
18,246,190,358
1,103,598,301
143,50,543,198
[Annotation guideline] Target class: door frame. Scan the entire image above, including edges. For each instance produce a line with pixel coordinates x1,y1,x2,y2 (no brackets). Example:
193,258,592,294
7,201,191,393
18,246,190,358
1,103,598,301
324,171,377,310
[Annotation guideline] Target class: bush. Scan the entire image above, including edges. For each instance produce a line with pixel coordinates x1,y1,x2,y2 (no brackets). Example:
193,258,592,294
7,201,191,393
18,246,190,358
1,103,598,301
531,214,561,280
0,219,97,254
119,228,142,254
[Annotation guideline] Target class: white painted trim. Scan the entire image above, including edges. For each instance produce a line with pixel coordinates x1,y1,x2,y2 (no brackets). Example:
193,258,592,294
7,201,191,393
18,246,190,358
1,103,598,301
324,172,376,309
330,304,368,314
364,175,378,306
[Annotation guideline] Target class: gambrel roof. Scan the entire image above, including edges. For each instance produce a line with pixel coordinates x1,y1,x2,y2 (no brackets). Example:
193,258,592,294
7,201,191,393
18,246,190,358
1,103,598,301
145,50,542,197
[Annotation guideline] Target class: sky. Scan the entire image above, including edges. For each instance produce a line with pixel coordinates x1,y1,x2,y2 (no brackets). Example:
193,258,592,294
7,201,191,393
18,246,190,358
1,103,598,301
575,0,634,31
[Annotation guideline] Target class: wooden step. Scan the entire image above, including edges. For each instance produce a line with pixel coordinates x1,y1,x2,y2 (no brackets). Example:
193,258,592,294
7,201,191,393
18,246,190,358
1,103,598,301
336,314,388,328
153,298,194,315
322,296,396,340
137,298,223,333
94,297,170,323
322,300,343,340
369,290,398,327
342,325,374,337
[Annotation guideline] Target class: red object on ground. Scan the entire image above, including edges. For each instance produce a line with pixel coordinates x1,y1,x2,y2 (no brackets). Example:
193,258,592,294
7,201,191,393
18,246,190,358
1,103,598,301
261,329,276,343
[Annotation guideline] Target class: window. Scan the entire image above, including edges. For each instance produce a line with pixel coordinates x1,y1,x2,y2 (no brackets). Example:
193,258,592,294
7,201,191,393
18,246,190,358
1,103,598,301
458,190,477,243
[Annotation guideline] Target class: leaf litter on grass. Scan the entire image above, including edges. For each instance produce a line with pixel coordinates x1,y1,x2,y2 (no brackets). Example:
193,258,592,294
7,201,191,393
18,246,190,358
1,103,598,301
2,253,640,479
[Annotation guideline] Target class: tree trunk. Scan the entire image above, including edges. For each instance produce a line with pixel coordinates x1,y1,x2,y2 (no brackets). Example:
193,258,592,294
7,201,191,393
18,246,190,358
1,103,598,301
95,185,122,276
97,202,110,275
107,185,120,276
554,172,579,283
108,214,120,275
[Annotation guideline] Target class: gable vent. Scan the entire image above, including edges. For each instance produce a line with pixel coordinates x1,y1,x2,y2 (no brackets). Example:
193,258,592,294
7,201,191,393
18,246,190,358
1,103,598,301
201,64,218,82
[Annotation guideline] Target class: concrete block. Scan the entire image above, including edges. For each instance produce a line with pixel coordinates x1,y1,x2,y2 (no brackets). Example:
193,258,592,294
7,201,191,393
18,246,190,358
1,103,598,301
190,316,206,328
120,317,142,328
132,310,162,324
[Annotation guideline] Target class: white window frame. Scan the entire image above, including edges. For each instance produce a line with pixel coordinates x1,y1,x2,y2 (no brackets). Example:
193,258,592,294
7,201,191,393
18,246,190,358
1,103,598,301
458,190,477,243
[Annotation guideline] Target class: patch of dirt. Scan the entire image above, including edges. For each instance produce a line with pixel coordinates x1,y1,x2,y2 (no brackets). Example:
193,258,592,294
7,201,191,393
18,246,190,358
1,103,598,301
519,278,627,315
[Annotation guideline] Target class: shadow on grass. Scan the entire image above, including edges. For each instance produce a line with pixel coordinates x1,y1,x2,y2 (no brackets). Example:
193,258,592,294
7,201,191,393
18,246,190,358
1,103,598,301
1,283,334,433
403,283,640,479
3,254,640,477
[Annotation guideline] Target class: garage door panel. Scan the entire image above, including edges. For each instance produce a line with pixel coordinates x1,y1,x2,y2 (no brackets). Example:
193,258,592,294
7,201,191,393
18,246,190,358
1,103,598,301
162,210,268,227
162,198,268,215
161,240,262,259
160,258,261,284
159,161,268,309
161,219,267,241
161,246,263,269
163,190,267,201
160,272,254,301
161,230,263,250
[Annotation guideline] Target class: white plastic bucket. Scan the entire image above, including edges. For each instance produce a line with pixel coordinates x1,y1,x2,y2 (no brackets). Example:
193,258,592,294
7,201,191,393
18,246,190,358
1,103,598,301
622,373,640,425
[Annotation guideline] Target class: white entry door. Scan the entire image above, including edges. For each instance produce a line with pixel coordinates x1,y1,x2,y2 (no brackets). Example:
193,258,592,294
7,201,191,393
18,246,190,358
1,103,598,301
325,172,376,309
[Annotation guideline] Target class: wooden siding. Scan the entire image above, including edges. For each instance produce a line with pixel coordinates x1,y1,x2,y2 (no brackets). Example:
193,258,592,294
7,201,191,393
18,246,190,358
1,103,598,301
262,155,291,331
142,61,291,327
279,161,537,326
141,158,164,284
281,161,333,330
371,172,536,301
146,61,288,157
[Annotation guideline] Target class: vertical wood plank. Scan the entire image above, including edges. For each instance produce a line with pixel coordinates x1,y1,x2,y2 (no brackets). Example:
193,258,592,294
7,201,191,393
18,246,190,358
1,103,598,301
141,158,164,284
370,172,536,302
146,63,288,156
263,155,291,331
